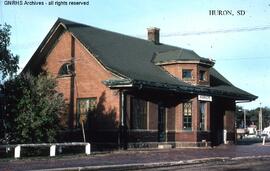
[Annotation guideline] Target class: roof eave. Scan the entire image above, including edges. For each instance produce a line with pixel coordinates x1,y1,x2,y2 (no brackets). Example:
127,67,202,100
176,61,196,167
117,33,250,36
22,18,67,74
104,79,257,101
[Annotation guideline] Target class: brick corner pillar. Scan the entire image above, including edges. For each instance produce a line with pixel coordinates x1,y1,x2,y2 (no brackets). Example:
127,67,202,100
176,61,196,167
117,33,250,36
224,110,236,144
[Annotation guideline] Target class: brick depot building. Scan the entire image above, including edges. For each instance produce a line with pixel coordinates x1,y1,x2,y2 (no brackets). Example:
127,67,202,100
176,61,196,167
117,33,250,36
23,18,257,148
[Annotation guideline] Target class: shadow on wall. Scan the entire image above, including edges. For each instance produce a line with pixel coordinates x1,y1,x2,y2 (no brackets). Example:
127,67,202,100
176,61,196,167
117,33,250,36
58,91,119,149
86,91,119,147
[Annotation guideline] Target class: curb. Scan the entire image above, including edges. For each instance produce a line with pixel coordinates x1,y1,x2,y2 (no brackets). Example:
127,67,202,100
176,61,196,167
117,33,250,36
30,155,270,171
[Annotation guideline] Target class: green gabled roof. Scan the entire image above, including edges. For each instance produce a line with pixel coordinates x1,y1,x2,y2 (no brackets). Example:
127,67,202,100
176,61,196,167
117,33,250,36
23,18,257,101
62,18,189,86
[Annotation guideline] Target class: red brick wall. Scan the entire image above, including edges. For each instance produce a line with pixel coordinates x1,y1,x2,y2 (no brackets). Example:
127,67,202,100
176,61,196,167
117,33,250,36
175,103,182,131
149,101,158,130
43,31,120,128
167,106,175,131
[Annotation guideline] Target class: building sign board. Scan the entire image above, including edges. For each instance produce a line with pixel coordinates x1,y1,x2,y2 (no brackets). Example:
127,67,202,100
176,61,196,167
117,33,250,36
198,95,212,102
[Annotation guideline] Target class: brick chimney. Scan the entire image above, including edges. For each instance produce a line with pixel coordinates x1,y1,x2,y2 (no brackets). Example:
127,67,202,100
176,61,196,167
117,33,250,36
147,27,160,44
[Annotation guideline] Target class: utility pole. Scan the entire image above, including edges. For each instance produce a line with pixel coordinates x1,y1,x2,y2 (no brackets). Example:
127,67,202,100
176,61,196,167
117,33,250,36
259,103,263,133
244,109,247,129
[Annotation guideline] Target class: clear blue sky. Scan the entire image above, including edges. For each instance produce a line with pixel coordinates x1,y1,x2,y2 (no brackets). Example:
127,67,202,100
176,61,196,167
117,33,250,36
1,0,270,109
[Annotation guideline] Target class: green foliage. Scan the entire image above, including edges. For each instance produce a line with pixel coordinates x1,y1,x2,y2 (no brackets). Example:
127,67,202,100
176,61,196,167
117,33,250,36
235,105,270,128
248,107,270,128
0,23,19,80
2,73,65,143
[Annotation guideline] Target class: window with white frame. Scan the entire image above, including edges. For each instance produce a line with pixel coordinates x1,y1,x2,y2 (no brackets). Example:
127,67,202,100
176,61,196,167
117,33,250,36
183,102,192,130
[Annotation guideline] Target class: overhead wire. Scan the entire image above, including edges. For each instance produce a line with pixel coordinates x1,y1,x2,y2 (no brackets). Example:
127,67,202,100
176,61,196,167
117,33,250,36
217,57,270,61
135,25,270,38
161,25,270,37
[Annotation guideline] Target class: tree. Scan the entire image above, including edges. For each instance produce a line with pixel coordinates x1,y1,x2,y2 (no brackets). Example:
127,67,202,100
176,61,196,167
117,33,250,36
248,107,270,129
235,105,270,129
2,73,65,144
0,23,19,80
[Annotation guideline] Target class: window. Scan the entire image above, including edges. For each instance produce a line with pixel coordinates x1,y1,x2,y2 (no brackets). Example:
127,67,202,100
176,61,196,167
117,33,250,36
131,97,147,129
183,102,192,130
200,102,206,131
76,98,97,126
182,69,192,80
199,70,206,81
58,63,74,76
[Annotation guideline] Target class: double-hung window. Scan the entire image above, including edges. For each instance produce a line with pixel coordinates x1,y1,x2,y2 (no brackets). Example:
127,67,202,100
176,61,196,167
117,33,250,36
200,102,206,131
76,98,97,126
183,102,192,130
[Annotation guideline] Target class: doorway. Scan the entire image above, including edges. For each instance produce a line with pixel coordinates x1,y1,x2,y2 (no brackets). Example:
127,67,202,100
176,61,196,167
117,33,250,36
158,105,166,142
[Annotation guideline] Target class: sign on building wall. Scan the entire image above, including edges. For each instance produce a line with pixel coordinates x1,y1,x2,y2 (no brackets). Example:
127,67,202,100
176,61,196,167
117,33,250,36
198,95,212,102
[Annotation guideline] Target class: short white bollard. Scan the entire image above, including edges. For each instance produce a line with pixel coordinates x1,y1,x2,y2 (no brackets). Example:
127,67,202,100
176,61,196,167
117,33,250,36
14,145,21,158
50,145,56,157
85,143,91,155
223,129,227,144
262,136,266,145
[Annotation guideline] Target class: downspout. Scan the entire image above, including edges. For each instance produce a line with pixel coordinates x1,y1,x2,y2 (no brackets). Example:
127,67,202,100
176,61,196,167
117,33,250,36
120,90,125,127
69,36,76,129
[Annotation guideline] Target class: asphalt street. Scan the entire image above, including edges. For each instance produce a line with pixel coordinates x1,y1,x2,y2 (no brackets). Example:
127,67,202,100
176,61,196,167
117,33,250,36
137,158,270,171
1,143,270,171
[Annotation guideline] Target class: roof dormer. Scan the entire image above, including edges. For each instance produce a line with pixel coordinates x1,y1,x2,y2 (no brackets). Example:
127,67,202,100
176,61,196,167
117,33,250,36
153,49,215,86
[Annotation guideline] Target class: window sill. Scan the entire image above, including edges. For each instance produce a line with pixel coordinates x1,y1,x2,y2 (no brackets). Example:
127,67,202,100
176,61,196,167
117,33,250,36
183,78,194,81
182,129,193,132
57,74,73,78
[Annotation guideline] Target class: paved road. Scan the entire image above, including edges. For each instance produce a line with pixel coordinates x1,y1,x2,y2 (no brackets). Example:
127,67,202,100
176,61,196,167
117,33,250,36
140,158,270,171
1,143,270,171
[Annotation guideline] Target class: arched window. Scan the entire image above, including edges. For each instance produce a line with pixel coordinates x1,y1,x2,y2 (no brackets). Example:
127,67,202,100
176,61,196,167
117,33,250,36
58,63,74,76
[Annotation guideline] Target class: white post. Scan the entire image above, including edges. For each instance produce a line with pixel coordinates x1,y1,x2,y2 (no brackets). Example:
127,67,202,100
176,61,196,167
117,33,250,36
224,129,227,144
85,143,91,155
14,145,21,158
262,136,266,145
50,145,56,157
259,104,263,133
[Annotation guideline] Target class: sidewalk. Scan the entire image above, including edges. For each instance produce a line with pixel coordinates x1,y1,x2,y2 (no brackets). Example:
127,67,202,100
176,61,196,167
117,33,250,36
1,143,270,171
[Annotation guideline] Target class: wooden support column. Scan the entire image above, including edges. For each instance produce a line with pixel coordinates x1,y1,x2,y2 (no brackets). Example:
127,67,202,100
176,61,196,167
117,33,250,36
119,90,127,149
